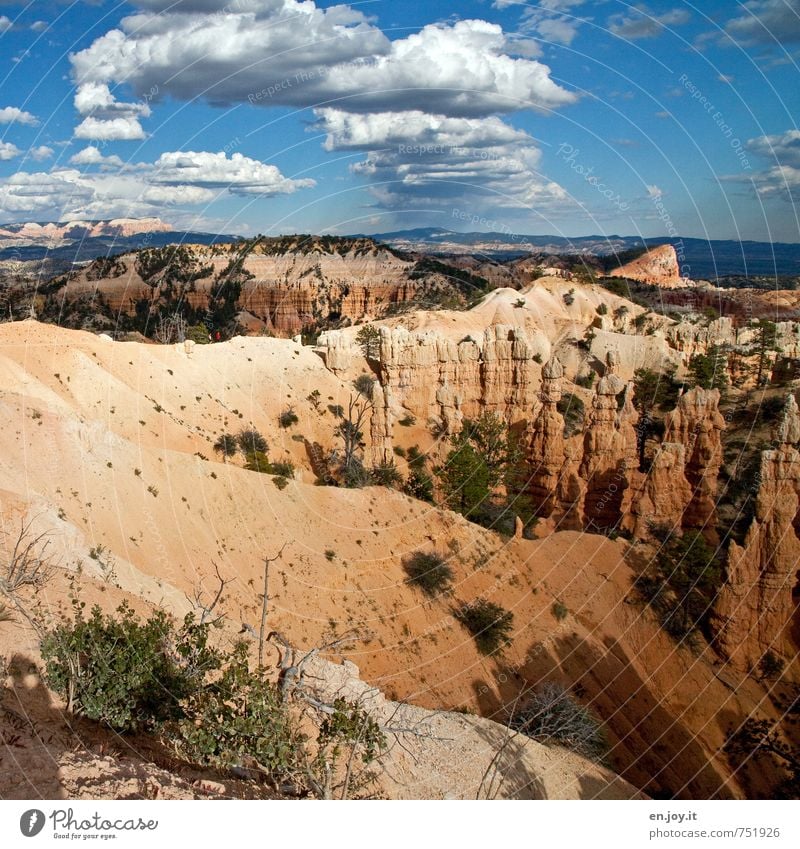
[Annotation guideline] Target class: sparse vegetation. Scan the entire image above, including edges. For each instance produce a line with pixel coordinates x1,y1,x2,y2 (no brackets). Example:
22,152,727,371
355,324,381,360
278,408,299,429
454,599,514,655
403,551,453,596
353,374,376,400
635,529,721,643
237,427,268,455
213,433,238,459
557,392,585,438
551,601,568,621
511,682,609,761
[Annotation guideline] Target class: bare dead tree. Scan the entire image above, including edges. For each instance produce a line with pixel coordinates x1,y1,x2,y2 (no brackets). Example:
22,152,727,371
0,519,58,634
334,393,374,486
190,561,233,626
258,543,288,668
153,313,188,344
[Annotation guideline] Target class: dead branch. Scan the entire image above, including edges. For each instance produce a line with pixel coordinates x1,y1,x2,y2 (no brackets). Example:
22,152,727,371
258,543,288,668
190,561,233,626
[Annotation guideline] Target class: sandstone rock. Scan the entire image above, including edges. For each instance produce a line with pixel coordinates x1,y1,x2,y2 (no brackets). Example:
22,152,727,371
628,443,693,537
579,351,636,530
663,387,725,535
526,356,568,518
608,244,688,288
712,394,800,669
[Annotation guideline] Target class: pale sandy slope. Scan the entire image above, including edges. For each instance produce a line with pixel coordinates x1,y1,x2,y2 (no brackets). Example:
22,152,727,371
0,320,763,799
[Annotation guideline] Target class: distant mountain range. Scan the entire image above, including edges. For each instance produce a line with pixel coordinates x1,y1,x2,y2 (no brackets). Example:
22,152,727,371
0,217,238,275
365,228,800,278
2,218,798,280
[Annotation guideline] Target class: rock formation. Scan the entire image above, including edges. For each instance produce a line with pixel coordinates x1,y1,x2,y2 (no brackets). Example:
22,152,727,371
579,351,637,530
608,244,688,288
526,356,569,518
712,394,800,669
662,387,726,536
627,443,693,537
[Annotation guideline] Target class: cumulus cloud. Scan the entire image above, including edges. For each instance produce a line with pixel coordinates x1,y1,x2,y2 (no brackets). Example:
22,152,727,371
29,145,54,161
608,6,690,40
69,145,125,168
525,1,590,46
725,0,800,44
0,16,11,33
0,144,314,220
0,170,95,216
72,82,150,140
747,129,800,167
316,109,567,209
30,21,48,33
0,106,39,126
0,142,21,160
74,115,147,140
70,4,574,116
150,150,315,195
724,130,800,201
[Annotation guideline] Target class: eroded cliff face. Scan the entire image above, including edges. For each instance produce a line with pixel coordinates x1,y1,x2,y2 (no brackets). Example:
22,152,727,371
320,324,544,432
48,239,462,336
608,244,687,288
663,387,726,535
712,395,800,669
526,356,570,519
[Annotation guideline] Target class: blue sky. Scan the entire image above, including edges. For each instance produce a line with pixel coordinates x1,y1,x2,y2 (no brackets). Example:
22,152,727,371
0,0,798,241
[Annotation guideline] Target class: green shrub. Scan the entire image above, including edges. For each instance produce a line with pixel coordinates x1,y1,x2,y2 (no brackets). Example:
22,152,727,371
759,651,785,680
403,468,434,502
273,476,289,490
398,414,416,427
511,682,608,761
403,551,453,596
41,601,218,732
237,427,268,454
551,601,568,621
279,407,299,429
371,460,403,488
244,450,272,473
353,374,376,400
171,642,303,777
454,599,514,655
213,433,237,458
557,392,584,437
270,460,296,478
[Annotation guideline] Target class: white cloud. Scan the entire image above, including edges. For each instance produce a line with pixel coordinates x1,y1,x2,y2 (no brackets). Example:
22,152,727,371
70,5,575,116
30,21,48,33
725,0,800,45
317,109,532,151
609,6,690,40
723,130,800,201
0,106,39,126
0,145,315,221
142,184,216,204
29,145,54,161
0,16,12,33
74,82,150,119
746,129,800,167
0,141,21,160
316,109,567,210
74,115,147,140
0,170,95,215
72,82,150,140
69,145,124,168
513,0,590,47
151,150,315,195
